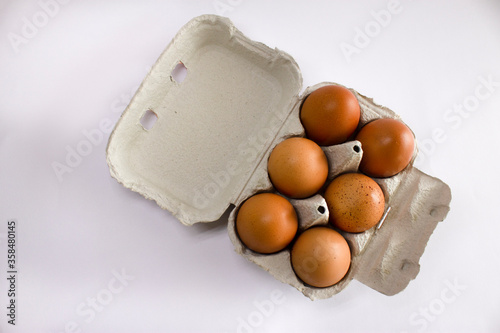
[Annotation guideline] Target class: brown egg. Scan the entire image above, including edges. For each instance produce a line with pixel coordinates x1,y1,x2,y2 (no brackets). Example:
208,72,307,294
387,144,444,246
268,137,328,199
300,85,361,146
355,118,415,178
291,227,351,288
236,193,298,254
325,173,385,233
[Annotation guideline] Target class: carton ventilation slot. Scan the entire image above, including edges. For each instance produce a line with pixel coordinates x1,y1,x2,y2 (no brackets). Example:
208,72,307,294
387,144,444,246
171,62,187,83
140,109,158,131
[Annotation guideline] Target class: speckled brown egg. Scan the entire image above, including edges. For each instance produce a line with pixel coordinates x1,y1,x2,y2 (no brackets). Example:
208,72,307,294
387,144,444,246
236,193,298,254
325,173,385,233
291,227,351,288
267,137,329,199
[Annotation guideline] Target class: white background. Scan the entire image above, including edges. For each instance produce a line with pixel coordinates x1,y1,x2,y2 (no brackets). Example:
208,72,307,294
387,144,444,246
1,0,500,332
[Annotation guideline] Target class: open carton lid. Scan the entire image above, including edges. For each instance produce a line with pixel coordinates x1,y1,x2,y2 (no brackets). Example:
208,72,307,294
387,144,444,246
107,15,452,299
106,15,302,225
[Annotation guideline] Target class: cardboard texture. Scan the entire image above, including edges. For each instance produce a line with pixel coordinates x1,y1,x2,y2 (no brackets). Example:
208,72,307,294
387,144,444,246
106,14,452,300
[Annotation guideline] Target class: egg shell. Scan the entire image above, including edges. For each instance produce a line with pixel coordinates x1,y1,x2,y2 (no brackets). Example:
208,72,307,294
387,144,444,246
291,227,351,288
106,15,452,300
267,137,329,199
356,118,416,178
325,173,385,233
236,193,298,254
300,85,361,146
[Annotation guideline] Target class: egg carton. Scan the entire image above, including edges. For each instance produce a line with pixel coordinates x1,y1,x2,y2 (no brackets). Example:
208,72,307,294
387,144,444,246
106,15,451,300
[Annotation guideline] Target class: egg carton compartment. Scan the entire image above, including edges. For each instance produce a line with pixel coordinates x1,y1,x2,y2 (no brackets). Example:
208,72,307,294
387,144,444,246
106,15,451,300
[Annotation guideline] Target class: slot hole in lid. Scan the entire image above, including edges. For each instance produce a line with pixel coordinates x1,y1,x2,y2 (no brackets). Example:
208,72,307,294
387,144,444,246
353,145,361,153
171,62,187,83
140,109,158,131
317,206,326,214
